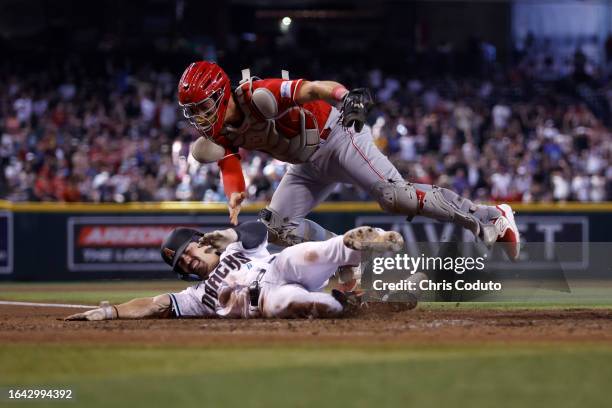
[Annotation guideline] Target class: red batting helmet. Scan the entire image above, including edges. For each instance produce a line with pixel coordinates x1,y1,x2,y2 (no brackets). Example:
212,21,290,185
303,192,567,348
178,61,231,142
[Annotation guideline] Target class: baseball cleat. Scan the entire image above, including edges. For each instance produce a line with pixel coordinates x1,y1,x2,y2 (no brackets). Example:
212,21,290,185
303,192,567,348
343,226,404,252
493,204,521,261
381,271,427,310
331,289,364,316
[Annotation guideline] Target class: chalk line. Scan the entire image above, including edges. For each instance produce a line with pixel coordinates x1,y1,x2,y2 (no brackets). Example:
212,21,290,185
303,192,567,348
0,300,95,309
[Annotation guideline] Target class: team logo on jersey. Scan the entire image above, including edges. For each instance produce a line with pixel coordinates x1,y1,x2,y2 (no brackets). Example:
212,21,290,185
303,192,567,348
162,247,176,263
280,81,293,99
201,252,251,310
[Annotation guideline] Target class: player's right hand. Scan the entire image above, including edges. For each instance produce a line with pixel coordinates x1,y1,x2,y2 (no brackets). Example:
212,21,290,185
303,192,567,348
228,191,246,225
198,228,239,251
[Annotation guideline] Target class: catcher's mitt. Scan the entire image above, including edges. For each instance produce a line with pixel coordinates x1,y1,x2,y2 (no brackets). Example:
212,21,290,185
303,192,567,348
340,88,374,132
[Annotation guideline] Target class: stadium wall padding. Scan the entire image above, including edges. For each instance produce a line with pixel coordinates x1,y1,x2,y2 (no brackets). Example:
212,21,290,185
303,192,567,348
0,201,610,281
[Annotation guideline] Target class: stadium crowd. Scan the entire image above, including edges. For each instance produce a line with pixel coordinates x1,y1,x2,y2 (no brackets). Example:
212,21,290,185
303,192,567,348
0,51,610,203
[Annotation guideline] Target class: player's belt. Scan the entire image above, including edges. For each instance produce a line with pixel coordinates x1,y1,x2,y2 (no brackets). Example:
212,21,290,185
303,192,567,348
248,269,266,308
247,256,275,309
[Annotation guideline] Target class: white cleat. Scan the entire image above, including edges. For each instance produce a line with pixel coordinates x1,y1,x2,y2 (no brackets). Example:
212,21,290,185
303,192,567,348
493,204,521,261
343,226,404,252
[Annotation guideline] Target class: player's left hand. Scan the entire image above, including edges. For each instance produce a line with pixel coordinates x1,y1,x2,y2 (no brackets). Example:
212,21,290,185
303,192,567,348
64,309,105,321
198,228,239,251
228,191,246,225
65,302,116,321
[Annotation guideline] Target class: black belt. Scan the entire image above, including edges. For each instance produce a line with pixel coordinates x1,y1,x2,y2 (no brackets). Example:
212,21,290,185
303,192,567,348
248,269,266,307
248,256,276,308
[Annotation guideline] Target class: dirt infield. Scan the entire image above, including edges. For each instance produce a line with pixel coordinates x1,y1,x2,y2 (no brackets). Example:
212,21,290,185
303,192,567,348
2,303,612,346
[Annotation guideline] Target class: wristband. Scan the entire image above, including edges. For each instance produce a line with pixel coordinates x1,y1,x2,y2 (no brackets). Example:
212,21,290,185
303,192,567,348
99,301,117,320
331,86,349,102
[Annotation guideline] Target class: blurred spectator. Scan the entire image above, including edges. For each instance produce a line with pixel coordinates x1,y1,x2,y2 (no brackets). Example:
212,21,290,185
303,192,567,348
0,48,610,204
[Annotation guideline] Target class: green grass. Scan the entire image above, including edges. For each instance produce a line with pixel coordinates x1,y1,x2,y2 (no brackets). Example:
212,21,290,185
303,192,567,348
2,282,612,407
420,301,612,310
0,281,189,305
1,344,612,408
3,280,612,309
412,281,612,309
0,290,173,305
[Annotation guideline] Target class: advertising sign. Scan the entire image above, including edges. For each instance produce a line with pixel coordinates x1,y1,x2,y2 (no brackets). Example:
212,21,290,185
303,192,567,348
67,216,255,272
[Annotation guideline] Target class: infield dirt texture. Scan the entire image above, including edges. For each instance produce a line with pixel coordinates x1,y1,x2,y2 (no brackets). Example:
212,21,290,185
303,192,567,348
1,281,612,408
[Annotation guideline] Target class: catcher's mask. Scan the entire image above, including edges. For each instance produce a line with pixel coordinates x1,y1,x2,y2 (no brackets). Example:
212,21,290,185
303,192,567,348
178,61,231,142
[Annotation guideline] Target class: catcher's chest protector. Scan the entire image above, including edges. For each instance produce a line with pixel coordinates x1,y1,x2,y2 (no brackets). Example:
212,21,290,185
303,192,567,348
222,69,321,164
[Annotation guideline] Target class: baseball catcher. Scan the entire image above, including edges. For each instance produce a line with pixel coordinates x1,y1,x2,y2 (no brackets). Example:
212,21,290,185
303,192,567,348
179,61,520,268
64,221,406,320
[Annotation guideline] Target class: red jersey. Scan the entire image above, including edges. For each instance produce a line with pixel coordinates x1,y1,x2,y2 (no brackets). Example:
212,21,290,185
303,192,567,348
218,78,332,198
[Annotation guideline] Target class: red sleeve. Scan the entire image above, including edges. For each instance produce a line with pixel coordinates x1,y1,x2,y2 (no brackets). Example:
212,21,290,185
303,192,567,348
217,148,245,199
252,78,305,111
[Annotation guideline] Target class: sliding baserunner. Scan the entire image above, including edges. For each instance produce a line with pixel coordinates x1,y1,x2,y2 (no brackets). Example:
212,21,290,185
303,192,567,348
65,221,403,320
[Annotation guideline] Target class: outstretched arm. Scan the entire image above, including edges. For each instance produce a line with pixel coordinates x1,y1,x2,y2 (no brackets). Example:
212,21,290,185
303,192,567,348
295,81,373,132
294,80,348,105
191,138,246,225
65,295,172,321
218,153,246,225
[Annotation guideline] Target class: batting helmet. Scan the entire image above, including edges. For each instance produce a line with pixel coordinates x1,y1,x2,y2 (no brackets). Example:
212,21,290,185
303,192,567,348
160,227,203,277
178,61,231,143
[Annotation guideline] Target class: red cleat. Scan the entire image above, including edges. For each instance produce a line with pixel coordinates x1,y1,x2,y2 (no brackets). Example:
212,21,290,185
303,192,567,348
493,204,521,261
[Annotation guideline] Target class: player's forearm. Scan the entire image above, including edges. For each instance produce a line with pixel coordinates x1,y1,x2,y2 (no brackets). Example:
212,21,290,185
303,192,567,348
218,154,246,198
65,295,172,321
115,295,172,319
295,81,348,105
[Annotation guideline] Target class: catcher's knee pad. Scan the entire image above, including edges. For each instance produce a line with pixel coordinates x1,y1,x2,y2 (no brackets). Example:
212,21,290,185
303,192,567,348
371,181,480,235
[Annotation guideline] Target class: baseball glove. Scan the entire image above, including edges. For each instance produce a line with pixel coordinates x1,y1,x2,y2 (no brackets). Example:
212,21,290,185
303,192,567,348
340,88,374,132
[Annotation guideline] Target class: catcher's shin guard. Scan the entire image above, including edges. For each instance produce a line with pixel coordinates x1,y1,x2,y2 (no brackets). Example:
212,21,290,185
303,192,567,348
372,181,482,238
259,207,335,247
